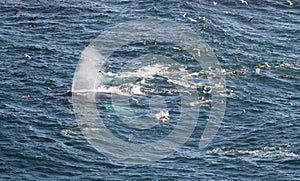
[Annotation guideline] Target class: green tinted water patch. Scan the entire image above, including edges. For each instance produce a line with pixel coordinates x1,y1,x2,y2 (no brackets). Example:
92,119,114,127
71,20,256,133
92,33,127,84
102,103,133,113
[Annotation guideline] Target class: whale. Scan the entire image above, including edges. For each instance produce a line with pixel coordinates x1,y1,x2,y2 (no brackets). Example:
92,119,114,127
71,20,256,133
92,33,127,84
53,90,122,101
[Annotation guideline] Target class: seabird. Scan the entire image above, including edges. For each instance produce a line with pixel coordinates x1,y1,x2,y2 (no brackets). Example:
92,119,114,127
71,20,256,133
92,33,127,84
24,53,31,59
22,94,33,99
255,67,261,74
44,86,52,91
248,16,255,22
172,47,182,51
193,48,201,56
130,97,141,104
13,10,19,16
239,0,248,5
265,62,271,68
29,16,37,21
230,71,246,75
187,17,198,22
28,22,36,27
155,110,170,123
153,38,157,45
286,0,297,5
159,115,170,123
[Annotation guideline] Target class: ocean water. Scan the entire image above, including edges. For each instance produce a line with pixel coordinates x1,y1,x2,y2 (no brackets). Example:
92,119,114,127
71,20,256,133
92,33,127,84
0,0,299,180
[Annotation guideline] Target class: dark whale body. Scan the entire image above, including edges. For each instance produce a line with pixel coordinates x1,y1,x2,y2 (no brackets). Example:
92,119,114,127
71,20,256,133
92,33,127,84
53,91,115,100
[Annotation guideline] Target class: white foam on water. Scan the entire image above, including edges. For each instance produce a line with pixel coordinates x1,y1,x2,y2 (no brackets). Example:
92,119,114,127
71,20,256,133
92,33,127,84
210,145,299,157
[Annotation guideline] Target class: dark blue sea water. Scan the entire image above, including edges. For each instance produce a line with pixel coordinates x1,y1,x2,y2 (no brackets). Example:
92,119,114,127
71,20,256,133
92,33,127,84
1,0,299,180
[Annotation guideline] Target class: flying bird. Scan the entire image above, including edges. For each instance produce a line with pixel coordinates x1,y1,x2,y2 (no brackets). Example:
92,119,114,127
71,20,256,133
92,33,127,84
239,0,248,5
248,16,255,22
13,10,19,16
187,17,198,22
286,0,297,5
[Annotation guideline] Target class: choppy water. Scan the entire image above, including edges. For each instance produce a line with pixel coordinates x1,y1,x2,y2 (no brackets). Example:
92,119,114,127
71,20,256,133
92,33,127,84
1,0,299,180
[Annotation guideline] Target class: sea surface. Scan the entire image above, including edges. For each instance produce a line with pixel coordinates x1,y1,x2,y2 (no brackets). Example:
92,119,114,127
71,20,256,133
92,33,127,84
0,0,299,180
